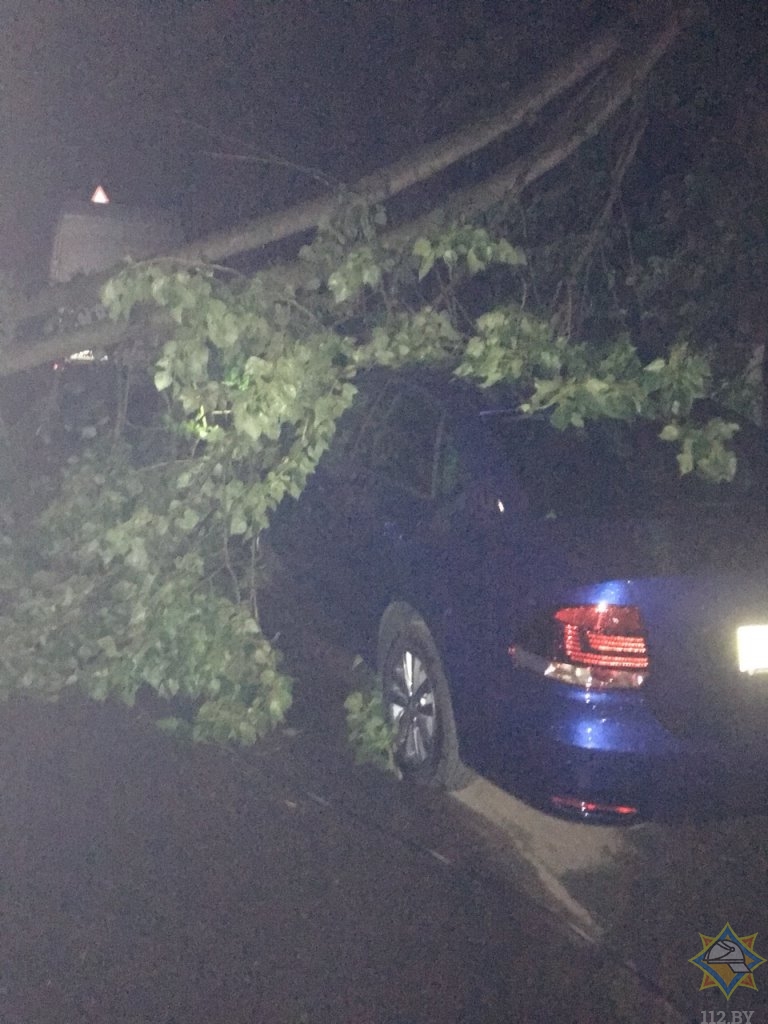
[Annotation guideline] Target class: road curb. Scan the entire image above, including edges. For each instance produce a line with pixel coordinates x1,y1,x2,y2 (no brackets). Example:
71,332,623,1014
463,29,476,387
451,776,620,942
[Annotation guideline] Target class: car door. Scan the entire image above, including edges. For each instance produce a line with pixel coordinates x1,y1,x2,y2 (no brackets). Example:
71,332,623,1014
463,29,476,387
267,379,393,603
346,384,499,698
335,382,447,632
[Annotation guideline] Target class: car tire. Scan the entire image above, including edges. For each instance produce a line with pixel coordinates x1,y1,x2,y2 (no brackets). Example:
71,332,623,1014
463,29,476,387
378,604,472,791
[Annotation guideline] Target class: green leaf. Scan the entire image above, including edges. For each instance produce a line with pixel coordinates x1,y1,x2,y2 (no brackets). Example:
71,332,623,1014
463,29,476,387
327,272,351,303
417,252,435,281
229,511,248,536
495,240,526,266
466,249,484,276
155,717,191,738
361,263,382,288
178,507,200,532
412,237,432,259
677,441,695,475
644,358,666,374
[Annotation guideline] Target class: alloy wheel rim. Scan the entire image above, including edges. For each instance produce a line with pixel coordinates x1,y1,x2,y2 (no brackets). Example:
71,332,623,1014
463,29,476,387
386,648,437,767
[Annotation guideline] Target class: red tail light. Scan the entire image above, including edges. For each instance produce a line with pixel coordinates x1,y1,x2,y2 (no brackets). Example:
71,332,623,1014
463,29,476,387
554,605,649,672
509,603,649,690
551,795,639,819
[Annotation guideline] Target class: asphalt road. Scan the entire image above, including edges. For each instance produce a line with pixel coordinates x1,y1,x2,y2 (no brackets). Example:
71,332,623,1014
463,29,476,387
1,686,693,1024
0,574,705,1023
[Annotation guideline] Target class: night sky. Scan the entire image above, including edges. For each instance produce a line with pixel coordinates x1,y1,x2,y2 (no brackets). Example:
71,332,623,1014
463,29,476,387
1,0,765,283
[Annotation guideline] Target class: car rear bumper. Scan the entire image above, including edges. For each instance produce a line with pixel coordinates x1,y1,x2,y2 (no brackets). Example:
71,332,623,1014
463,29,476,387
473,670,766,822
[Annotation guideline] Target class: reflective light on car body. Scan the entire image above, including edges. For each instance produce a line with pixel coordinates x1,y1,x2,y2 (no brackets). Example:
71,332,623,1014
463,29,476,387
575,721,596,748
581,581,635,607
509,644,645,690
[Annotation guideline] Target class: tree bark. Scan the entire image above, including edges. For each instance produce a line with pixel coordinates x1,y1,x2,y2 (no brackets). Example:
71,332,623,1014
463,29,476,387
2,10,693,379
14,25,621,329
171,27,621,264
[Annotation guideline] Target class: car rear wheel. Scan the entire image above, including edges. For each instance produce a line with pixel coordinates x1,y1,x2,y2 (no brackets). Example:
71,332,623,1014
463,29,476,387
378,605,471,790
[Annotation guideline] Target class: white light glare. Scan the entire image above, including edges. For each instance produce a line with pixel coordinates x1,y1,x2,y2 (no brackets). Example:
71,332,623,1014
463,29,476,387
737,624,768,675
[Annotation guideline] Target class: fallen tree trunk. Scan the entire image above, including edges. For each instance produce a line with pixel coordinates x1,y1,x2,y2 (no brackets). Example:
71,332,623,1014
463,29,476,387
171,29,622,264
2,9,692,379
14,27,620,328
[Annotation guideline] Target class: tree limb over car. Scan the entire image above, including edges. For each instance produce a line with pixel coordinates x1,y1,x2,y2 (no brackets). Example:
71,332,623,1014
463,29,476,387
2,8,693,379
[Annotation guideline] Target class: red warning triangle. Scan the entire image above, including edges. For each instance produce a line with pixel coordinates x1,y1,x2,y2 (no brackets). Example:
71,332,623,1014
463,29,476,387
90,185,110,205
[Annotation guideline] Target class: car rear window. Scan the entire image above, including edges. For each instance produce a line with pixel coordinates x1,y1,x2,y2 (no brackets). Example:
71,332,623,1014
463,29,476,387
481,412,767,519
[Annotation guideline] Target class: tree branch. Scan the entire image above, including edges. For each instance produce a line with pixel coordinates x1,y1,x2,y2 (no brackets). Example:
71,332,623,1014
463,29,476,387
176,28,621,264
549,105,649,336
570,108,648,286
3,11,694,379
387,9,684,244
2,322,134,376
14,27,621,326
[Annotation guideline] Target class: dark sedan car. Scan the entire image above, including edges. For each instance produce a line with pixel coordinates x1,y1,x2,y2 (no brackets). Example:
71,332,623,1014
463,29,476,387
270,368,768,822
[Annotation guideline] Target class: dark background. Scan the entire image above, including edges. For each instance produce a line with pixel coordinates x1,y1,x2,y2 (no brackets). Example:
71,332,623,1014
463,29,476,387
2,0,765,285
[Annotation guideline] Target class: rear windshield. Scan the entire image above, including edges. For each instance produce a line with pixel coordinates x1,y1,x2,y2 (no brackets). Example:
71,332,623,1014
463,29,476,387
482,412,768,519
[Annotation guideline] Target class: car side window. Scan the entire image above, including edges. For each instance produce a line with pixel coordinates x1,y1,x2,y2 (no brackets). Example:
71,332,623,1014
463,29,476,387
365,387,443,497
323,382,392,474
348,384,397,466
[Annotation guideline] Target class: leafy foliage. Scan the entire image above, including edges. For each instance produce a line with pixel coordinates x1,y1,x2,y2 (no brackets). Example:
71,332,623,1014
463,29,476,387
0,191,747,746
487,24,768,429
344,682,396,773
